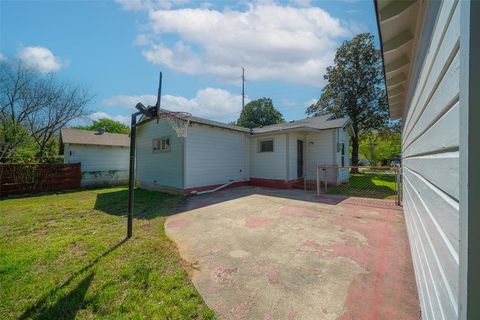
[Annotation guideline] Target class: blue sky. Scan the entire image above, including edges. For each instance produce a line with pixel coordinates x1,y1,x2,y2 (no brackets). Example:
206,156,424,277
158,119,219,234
0,0,378,125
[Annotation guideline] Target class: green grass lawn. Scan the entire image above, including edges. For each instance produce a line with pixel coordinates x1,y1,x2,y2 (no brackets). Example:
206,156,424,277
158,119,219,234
0,187,216,320
328,173,397,200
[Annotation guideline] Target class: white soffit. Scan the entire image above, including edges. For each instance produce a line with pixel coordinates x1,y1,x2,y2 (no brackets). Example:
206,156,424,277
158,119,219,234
376,0,422,119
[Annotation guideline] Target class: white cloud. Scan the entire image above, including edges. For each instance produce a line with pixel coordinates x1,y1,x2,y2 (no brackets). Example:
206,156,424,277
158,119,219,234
17,47,66,73
280,99,297,107
346,9,362,14
90,111,130,125
134,34,152,46
116,0,189,11
304,98,317,108
103,87,246,122
137,3,353,86
346,20,368,34
289,0,311,7
164,87,247,121
0,53,6,61
103,94,158,108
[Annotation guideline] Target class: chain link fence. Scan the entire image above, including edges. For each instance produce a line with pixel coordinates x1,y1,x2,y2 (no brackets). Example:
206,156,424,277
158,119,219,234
314,165,401,203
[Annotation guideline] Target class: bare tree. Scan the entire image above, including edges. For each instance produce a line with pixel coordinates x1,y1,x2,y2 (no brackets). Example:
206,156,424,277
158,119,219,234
0,60,93,161
25,82,92,160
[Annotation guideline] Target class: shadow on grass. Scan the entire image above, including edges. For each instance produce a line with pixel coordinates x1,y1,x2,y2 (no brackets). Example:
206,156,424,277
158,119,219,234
0,185,128,201
19,239,126,320
94,188,180,219
28,273,95,320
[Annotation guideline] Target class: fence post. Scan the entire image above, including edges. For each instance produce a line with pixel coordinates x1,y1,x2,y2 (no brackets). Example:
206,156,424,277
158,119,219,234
396,166,402,206
324,167,328,193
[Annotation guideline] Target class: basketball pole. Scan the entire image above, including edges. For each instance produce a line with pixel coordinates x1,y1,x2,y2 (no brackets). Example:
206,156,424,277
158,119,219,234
127,72,163,239
127,110,141,239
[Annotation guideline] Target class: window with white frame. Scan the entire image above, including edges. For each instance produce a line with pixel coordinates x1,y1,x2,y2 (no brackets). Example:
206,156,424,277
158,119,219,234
152,137,171,152
258,139,274,152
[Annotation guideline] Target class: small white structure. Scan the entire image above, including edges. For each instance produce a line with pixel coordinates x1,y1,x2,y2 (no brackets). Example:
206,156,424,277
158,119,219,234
135,113,351,195
61,128,130,187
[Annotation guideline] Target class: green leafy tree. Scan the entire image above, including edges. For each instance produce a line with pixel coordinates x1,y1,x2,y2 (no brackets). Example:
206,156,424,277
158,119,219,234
306,33,389,168
0,120,37,163
40,138,62,164
237,98,284,129
76,118,130,134
359,131,401,166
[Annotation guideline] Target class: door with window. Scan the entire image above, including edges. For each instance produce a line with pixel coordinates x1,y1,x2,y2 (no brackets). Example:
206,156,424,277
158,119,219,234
297,140,304,178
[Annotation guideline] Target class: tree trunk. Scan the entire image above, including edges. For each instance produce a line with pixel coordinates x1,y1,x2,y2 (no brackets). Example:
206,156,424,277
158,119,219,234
38,143,45,163
351,136,359,173
369,139,375,167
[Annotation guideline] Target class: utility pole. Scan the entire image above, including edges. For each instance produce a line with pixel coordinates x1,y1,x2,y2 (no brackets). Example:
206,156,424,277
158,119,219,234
241,67,245,111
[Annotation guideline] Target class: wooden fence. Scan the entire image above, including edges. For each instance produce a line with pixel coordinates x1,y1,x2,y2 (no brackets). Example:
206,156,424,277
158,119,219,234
0,163,81,197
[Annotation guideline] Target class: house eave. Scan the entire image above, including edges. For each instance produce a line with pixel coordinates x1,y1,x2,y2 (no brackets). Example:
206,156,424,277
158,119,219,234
374,0,424,120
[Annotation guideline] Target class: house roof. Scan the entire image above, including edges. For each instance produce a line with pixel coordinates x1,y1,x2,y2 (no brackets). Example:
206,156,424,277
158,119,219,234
252,114,350,134
138,108,251,133
189,115,251,133
374,0,423,119
138,108,349,134
60,128,130,147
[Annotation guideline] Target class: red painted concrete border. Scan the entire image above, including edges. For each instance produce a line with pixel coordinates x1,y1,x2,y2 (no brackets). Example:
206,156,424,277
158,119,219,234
249,178,297,189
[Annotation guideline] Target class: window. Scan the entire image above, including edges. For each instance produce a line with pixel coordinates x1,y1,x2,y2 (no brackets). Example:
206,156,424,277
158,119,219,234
259,140,274,152
341,143,345,167
152,137,171,152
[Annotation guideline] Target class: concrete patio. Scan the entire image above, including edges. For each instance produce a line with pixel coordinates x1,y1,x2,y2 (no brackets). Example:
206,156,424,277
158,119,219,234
165,186,419,320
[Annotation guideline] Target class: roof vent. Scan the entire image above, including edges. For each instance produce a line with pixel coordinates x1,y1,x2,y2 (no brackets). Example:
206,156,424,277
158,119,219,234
97,127,105,135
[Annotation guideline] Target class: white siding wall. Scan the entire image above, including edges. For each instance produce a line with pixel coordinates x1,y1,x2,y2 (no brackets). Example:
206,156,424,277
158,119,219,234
402,1,460,319
305,130,336,182
64,143,129,186
185,124,249,188
250,134,287,180
136,120,184,191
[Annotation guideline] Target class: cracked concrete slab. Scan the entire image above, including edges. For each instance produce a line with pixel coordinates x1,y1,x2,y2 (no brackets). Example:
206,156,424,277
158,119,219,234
166,186,419,320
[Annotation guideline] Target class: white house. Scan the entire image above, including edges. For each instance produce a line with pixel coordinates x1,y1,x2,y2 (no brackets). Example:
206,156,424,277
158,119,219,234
135,113,351,195
375,0,479,319
61,128,130,186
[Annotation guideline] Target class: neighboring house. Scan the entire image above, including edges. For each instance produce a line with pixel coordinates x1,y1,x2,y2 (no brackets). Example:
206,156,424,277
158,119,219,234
136,113,352,195
375,1,479,319
60,128,130,186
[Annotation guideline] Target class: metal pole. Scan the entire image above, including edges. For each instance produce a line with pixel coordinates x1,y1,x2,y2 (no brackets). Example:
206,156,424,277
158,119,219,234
127,113,138,238
241,67,245,111
156,72,162,108
324,167,328,193
396,166,402,206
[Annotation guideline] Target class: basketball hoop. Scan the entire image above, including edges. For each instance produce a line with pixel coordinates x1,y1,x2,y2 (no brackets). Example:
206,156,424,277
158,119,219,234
158,111,191,137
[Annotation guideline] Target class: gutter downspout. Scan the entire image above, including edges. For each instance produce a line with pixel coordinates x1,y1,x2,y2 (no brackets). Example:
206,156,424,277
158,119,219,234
191,180,237,196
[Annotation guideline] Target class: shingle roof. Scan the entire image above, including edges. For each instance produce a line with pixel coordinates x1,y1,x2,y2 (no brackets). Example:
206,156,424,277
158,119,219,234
139,108,349,134
60,128,130,147
137,108,251,133
189,115,251,133
251,114,350,134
